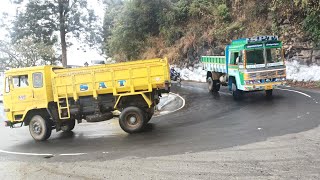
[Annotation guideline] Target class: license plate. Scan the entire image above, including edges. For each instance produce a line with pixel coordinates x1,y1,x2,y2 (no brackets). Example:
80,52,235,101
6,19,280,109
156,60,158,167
265,85,272,90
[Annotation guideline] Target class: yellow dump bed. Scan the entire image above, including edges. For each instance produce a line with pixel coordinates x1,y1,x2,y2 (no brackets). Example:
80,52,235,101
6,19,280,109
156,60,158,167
52,58,170,102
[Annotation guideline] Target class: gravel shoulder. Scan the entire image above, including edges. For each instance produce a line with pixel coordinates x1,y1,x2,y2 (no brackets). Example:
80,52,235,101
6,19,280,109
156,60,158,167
1,125,319,180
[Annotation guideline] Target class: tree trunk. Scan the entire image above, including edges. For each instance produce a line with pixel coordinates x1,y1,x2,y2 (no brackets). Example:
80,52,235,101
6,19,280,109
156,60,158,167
59,0,67,67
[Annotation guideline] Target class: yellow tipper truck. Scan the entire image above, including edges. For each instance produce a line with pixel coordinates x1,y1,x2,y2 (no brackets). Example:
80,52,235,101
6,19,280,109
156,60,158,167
3,58,170,141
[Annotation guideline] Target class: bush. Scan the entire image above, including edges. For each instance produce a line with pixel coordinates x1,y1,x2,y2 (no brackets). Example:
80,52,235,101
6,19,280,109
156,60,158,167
303,10,320,47
217,4,230,22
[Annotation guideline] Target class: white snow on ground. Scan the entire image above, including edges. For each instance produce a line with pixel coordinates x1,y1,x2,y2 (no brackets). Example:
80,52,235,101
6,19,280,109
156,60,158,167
286,60,320,82
173,60,320,82
174,65,207,82
157,93,176,111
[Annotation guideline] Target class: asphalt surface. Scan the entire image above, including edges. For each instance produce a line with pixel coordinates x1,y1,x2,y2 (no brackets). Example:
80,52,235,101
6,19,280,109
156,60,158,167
0,81,320,163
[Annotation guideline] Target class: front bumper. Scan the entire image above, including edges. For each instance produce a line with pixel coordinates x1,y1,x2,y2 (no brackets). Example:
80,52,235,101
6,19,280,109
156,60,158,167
243,82,286,91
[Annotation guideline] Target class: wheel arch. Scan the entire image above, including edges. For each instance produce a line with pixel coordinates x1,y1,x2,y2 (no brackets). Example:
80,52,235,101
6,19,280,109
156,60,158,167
228,76,236,91
23,108,51,126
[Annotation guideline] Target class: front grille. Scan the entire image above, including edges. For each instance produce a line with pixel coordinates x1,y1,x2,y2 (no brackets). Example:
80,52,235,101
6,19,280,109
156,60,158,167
249,73,257,78
277,70,285,76
267,71,276,77
259,72,268,78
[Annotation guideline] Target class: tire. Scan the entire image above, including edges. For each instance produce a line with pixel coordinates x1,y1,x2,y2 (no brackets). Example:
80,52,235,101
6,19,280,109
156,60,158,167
266,89,273,98
232,81,243,100
61,119,75,132
144,107,154,124
176,77,182,85
119,106,146,133
29,115,52,141
145,112,154,124
212,80,220,92
207,77,213,92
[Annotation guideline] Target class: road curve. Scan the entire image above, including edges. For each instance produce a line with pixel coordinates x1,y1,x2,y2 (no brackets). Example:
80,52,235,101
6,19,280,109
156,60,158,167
0,81,319,162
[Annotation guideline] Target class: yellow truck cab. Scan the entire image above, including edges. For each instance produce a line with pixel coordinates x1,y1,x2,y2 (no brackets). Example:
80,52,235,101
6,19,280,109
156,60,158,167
3,58,170,141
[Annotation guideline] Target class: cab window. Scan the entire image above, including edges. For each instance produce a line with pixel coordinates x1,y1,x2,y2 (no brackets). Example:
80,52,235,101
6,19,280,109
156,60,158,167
13,75,29,88
230,52,240,64
33,72,43,88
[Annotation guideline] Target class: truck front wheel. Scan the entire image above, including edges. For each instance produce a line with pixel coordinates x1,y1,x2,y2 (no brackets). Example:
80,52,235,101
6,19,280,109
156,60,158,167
232,82,243,100
119,107,146,133
266,90,273,98
29,115,52,141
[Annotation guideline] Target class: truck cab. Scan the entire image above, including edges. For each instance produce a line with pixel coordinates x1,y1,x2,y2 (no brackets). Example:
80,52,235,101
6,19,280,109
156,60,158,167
3,66,57,125
202,35,286,99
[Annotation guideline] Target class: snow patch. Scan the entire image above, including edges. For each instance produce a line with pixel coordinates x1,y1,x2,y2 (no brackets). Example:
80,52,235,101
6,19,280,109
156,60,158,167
286,60,320,82
157,93,176,110
174,65,207,82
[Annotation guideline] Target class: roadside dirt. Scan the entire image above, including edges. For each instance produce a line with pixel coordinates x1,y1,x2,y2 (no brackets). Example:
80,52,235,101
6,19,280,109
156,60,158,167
286,80,320,90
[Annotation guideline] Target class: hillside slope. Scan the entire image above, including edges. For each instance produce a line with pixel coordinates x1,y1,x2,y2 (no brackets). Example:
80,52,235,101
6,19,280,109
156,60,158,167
103,0,320,66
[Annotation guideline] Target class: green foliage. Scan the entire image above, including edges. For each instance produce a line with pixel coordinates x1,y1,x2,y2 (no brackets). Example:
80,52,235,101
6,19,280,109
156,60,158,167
217,4,230,22
300,1,320,46
11,0,101,66
0,39,56,68
303,10,320,47
103,0,320,62
105,0,170,60
189,0,213,19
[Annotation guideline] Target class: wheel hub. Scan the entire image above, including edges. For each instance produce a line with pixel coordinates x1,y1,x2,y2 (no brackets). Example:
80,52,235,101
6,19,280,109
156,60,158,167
129,116,137,124
32,122,41,134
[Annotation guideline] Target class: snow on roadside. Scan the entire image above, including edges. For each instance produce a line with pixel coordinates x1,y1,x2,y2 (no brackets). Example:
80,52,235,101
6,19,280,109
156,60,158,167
286,60,320,82
174,65,207,82
172,60,320,83
157,93,176,111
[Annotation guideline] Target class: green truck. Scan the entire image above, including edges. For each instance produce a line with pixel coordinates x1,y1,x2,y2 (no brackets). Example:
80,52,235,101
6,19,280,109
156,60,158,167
201,35,286,99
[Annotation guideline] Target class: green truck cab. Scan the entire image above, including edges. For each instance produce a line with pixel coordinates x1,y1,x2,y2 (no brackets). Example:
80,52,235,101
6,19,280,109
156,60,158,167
201,35,286,99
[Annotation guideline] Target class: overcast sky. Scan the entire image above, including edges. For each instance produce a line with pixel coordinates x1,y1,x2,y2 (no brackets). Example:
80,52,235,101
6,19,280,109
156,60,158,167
0,0,106,66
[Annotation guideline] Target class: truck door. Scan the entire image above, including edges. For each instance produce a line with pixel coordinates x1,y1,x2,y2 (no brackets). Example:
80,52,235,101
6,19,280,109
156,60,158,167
10,74,33,120
31,72,46,108
3,77,12,120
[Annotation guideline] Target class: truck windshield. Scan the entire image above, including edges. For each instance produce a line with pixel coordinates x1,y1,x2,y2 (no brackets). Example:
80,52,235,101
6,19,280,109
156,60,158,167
266,48,282,63
246,50,264,65
246,48,283,66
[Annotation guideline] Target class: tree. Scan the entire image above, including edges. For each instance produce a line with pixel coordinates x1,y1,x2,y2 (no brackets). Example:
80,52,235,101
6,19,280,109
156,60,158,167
0,39,56,68
12,0,101,67
104,0,170,60
102,0,124,56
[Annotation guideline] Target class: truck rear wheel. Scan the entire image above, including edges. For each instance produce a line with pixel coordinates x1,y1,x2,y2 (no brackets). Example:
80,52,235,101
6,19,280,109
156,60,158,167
61,119,75,132
29,115,52,141
119,106,146,133
207,77,220,92
212,80,220,92
207,77,213,92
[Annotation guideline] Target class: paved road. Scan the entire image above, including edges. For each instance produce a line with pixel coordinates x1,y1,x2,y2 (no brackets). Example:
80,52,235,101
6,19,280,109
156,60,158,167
0,82,319,162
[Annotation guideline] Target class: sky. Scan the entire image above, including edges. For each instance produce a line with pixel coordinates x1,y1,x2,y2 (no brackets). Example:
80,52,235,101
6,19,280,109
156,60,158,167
0,0,106,66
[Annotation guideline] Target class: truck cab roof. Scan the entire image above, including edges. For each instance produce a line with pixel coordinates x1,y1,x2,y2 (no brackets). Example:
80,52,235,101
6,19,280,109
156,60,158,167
5,66,64,75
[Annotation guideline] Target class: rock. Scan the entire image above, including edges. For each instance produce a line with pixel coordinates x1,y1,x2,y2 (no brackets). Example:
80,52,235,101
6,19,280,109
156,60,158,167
283,19,290,24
